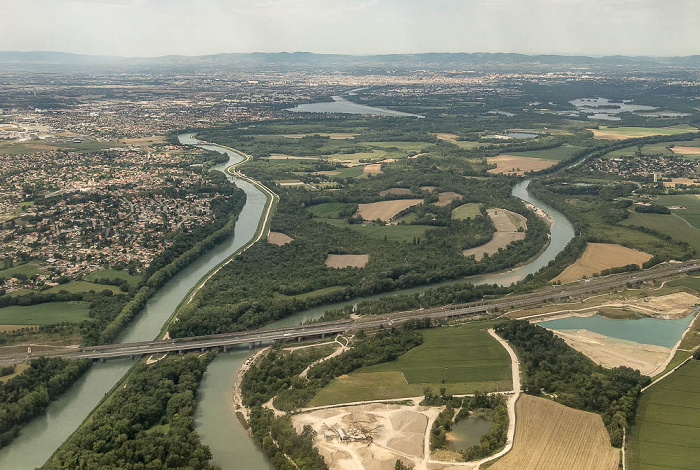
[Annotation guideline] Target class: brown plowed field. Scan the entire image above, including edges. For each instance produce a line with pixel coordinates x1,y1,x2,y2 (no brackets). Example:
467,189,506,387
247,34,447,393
267,231,294,246
462,208,527,261
325,254,369,268
433,192,463,207
487,155,557,175
380,188,414,197
554,243,652,284
671,146,700,156
363,164,383,174
355,199,423,222
489,395,619,470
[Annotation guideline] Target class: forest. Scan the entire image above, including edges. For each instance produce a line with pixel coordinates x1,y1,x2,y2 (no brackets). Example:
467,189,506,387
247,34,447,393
44,354,217,470
495,320,650,447
0,357,91,448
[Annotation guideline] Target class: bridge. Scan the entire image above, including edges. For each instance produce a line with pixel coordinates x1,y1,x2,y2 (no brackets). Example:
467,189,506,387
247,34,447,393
6,261,700,365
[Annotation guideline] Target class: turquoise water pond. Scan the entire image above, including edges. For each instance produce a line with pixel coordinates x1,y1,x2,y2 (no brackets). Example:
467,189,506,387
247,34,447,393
537,313,696,348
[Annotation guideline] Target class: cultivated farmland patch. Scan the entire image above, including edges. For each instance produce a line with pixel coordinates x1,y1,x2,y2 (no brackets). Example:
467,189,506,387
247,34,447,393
489,395,619,470
433,191,463,207
554,243,653,284
627,361,700,470
324,254,369,269
462,208,526,261
487,155,557,175
267,231,294,246
355,199,423,223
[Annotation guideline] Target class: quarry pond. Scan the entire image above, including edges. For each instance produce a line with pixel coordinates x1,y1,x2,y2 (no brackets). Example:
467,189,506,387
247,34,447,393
537,313,696,349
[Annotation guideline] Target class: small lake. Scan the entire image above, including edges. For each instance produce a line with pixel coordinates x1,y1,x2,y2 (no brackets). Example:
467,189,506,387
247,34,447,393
538,313,696,348
569,97,656,121
447,417,492,450
286,96,423,118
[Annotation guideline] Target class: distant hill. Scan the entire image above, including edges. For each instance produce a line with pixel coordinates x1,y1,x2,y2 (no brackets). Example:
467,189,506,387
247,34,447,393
0,51,698,72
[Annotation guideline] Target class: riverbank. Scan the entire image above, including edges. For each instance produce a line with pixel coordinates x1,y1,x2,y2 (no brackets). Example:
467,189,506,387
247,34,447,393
160,138,278,338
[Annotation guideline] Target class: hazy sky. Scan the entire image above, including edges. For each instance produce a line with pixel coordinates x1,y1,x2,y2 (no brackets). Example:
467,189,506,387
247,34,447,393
1,0,698,57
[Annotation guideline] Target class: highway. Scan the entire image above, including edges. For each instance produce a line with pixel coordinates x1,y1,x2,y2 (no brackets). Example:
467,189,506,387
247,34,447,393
5,260,699,365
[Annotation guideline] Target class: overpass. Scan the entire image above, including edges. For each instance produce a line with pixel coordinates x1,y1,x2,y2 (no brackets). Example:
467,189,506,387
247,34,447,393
7,260,700,364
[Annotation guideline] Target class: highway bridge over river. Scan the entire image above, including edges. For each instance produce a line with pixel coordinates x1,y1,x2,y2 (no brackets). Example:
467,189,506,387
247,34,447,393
9,261,700,365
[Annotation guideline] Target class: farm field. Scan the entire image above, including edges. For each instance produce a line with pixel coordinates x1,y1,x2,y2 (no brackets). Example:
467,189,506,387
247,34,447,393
452,203,482,220
324,254,369,268
309,322,512,405
553,242,653,284
462,208,526,261
487,154,557,175
355,199,423,222
627,360,700,470
590,126,697,140
489,395,619,470
499,144,586,161
622,212,700,254
433,191,463,207
0,262,44,278
267,231,294,246
315,217,434,243
0,301,91,325
671,146,700,157
307,202,356,218
43,280,123,294
82,268,142,287
657,194,700,229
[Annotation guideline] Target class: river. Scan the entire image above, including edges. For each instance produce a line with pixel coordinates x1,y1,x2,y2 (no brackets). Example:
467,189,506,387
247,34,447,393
0,134,574,470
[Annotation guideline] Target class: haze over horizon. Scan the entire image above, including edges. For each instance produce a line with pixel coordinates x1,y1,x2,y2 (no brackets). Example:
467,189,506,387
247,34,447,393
1,0,698,58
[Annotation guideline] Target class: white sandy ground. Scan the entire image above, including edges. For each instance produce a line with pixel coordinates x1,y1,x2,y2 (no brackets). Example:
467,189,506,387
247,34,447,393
515,292,700,377
550,329,670,376
288,329,521,470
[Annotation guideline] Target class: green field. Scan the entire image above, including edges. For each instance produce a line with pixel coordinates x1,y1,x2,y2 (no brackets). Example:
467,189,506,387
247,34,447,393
44,281,122,295
309,322,512,405
316,218,435,243
668,276,700,294
622,212,700,254
334,165,366,178
0,301,91,325
0,263,44,278
500,144,585,161
627,360,700,470
657,195,700,229
363,141,433,153
452,203,482,220
594,126,698,139
307,202,356,218
83,269,143,287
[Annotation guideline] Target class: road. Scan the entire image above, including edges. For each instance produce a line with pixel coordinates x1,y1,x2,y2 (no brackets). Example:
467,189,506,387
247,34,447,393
3,260,698,365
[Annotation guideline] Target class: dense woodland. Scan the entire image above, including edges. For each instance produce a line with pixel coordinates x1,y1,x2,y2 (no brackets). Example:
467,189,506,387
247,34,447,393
495,320,650,447
44,354,217,470
0,357,91,448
